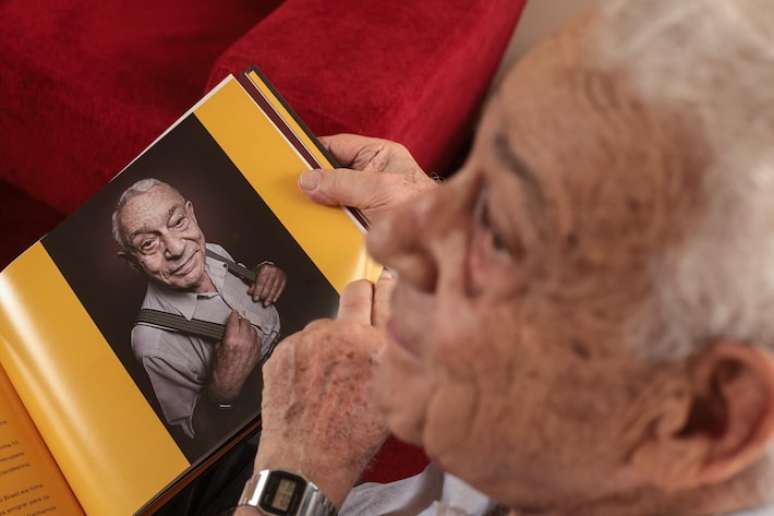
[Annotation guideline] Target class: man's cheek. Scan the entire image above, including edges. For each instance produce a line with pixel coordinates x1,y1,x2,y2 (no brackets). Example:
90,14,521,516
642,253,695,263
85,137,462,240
374,345,433,445
192,251,206,275
186,227,206,247
138,257,164,278
428,300,488,380
421,379,479,466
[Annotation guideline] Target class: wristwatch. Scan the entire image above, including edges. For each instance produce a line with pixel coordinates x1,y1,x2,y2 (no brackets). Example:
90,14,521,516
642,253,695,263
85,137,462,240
238,469,337,516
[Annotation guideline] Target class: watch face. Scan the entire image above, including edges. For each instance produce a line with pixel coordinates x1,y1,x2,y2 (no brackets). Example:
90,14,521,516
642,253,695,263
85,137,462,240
259,471,306,515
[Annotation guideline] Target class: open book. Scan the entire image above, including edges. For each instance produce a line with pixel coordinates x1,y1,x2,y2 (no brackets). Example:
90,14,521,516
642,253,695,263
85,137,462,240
0,68,379,515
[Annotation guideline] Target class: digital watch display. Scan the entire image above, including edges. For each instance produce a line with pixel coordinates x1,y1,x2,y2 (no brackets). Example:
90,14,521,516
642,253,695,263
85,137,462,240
259,471,305,515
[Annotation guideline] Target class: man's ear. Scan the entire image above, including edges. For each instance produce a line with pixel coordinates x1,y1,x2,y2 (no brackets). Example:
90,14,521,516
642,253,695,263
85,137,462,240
185,200,197,224
630,342,774,491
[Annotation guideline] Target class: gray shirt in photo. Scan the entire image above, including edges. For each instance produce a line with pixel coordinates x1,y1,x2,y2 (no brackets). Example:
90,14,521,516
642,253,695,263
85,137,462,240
131,243,279,437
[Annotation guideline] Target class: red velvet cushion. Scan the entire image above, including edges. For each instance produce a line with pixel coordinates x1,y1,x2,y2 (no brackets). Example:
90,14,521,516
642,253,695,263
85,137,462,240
0,0,283,214
208,0,527,176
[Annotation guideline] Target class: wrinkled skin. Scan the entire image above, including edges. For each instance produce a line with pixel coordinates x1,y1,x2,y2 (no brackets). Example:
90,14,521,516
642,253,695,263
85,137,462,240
254,277,395,508
117,184,211,292
117,183,286,304
298,134,436,225
368,16,772,515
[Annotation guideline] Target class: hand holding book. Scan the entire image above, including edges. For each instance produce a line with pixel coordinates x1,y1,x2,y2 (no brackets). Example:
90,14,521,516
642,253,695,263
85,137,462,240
253,276,396,508
298,134,437,226
241,134,435,510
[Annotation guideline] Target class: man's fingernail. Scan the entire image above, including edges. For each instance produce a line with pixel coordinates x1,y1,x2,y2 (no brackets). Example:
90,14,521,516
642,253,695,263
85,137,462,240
299,170,321,190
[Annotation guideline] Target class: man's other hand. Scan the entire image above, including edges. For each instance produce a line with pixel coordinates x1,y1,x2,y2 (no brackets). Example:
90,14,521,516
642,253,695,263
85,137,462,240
298,134,437,225
210,311,262,402
253,273,396,508
248,263,286,306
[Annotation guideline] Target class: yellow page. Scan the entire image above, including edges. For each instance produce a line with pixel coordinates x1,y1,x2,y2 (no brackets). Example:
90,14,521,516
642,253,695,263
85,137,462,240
0,245,188,515
0,362,82,515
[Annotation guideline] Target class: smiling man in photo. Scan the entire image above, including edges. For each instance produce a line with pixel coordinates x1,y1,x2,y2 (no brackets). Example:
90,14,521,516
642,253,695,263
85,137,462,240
113,178,286,444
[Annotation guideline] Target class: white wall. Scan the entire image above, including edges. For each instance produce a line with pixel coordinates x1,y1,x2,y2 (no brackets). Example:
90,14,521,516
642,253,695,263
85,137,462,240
493,0,607,85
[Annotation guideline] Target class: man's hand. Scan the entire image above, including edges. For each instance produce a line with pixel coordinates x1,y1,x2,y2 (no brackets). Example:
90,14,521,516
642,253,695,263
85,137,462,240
298,134,437,225
248,263,286,306
209,311,262,402
253,273,396,508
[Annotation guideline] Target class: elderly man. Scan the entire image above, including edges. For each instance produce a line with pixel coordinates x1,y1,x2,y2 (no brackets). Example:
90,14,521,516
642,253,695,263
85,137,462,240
112,179,286,444
233,1,774,515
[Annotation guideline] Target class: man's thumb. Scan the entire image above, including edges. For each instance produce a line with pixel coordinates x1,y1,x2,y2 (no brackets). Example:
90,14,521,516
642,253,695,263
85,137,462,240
298,169,381,208
224,310,240,335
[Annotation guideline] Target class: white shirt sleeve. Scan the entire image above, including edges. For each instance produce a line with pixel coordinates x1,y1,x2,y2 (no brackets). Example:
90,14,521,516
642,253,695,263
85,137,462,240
341,464,493,516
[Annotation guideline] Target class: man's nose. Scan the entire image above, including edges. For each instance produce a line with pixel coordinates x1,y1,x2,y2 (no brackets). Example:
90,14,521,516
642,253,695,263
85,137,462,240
367,177,475,293
162,232,186,259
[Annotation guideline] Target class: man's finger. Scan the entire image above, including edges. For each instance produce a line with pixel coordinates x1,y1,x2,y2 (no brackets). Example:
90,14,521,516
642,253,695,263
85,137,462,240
259,269,277,301
254,267,271,300
372,270,397,328
319,134,385,167
251,281,263,301
263,275,281,306
337,279,374,324
298,168,383,208
238,313,251,333
224,311,240,338
271,277,286,304
264,275,280,305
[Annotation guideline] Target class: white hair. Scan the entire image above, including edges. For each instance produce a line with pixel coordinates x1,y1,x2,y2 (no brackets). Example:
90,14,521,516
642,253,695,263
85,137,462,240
591,0,774,361
111,178,175,249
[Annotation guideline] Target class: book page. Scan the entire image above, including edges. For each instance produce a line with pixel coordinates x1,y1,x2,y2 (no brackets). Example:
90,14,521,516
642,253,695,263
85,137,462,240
0,363,82,515
0,245,189,516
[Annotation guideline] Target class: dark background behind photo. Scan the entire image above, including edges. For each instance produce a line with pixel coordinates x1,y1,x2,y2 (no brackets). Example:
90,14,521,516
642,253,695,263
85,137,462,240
43,115,340,460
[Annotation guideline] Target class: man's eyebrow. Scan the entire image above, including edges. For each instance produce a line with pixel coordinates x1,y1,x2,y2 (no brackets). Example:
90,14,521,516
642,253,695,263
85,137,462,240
126,203,186,244
493,131,545,205
129,226,154,243
166,203,185,222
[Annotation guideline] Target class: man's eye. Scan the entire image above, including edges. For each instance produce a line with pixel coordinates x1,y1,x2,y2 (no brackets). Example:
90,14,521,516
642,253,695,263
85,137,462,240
173,216,187,229
474,190,513,258
140,239,157,252
481,219,512,258
490,230,509,253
